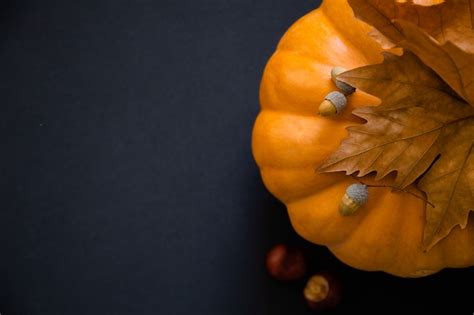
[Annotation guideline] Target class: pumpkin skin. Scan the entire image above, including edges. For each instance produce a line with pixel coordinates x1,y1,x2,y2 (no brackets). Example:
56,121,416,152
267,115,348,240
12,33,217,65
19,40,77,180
252,0,474,277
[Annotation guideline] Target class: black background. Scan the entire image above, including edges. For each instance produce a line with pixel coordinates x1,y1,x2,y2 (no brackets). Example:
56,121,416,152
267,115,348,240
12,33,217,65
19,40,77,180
0,0,473,314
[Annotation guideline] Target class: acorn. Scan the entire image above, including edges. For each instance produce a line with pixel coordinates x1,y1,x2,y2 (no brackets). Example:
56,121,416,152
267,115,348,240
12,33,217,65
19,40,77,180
304,272,342,311
331,66,355,95
265,244,307,281
339,184,368,216
318,91,347,116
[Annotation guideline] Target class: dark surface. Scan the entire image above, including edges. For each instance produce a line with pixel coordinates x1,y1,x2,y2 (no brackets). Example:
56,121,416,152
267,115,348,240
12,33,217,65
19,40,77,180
0,0,473,314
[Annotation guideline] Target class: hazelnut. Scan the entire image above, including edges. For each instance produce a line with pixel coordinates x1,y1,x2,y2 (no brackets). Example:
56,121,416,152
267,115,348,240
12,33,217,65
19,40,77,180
304,272,342,310
265,244,307,281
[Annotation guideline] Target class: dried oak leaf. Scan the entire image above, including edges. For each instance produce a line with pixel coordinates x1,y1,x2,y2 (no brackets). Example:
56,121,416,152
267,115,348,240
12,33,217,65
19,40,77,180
318,52,474,249
348,0,474,53
395,20,474,105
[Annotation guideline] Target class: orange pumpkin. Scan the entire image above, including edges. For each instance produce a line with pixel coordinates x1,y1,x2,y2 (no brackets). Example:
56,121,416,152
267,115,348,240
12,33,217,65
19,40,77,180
252,0,474,277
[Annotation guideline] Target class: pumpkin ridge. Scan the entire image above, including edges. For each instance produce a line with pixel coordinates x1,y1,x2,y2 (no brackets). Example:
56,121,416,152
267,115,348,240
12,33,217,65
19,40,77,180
320,0,384,64
259,50,333,114
286,180,371,246
329,186,394,251
261,167,349,203
276,11,343,63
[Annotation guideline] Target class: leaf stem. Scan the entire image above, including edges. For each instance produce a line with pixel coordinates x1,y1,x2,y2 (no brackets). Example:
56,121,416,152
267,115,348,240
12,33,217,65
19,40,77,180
352,176,435,208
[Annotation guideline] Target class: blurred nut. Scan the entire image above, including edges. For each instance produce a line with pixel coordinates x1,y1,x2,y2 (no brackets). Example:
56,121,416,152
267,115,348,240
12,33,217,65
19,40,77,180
265,244,307,281
304,272,342,311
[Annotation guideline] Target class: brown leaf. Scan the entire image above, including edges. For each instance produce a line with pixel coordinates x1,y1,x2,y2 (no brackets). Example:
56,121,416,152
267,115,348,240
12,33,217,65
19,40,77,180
395,20,474,105
318,52,474,249
419,126,474,249
348,0,474,53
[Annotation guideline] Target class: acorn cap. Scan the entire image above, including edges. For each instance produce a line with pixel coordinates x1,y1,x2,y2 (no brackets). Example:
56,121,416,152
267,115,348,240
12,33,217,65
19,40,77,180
339,184,368,216
346,184,368,204
321,91,346,115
